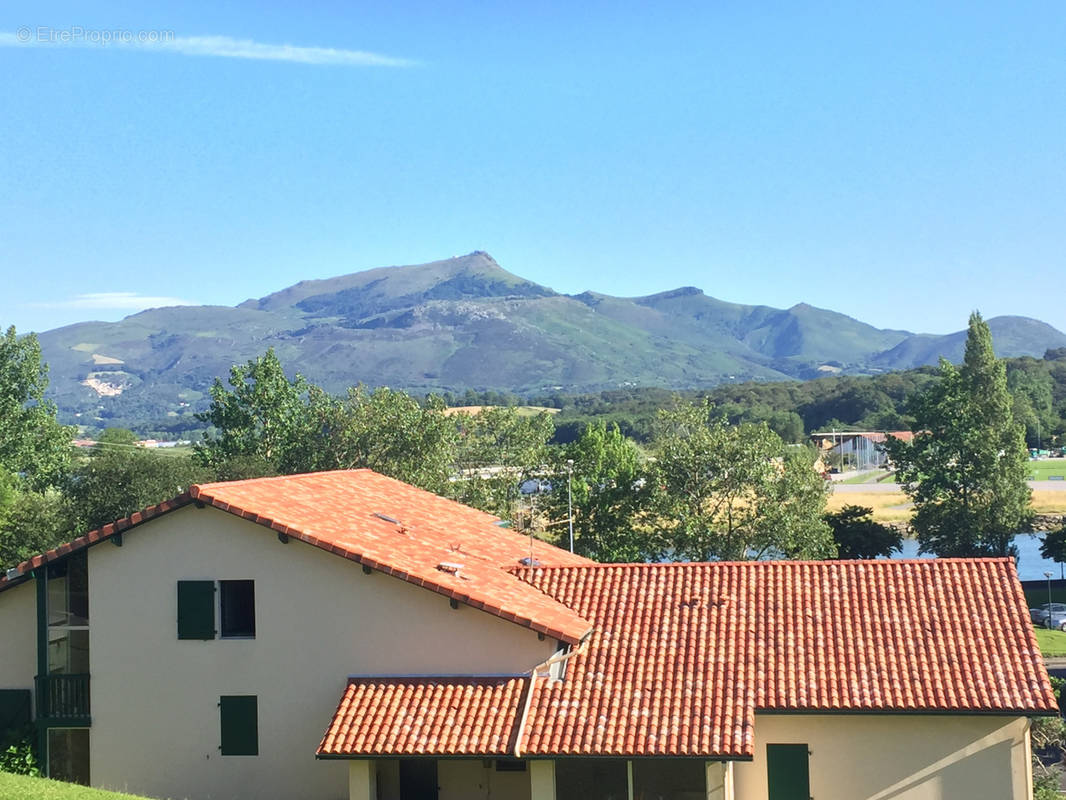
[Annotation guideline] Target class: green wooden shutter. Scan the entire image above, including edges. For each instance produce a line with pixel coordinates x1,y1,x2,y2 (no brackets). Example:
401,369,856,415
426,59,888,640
0,689,31,733
177,581,215,640
219,696,258,756
767,743,810,800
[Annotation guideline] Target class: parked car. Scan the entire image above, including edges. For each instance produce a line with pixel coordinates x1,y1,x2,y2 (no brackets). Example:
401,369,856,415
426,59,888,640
1031,603,1066,626
1047,609,1066,631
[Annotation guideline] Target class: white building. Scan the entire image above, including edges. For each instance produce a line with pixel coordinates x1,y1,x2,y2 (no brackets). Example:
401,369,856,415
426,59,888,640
0,469,1055,800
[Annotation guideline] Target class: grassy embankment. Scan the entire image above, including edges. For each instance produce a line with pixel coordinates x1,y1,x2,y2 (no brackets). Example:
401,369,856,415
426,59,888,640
0,773,155,800
1033,627,1066,659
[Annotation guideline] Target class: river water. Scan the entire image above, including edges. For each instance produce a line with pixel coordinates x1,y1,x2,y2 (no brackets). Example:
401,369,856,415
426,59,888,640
894,534,1063,581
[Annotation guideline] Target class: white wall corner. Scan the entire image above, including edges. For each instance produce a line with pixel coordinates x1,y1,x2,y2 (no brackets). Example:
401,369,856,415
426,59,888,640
706,760,733,800
530,759,556,800
349,760,377,800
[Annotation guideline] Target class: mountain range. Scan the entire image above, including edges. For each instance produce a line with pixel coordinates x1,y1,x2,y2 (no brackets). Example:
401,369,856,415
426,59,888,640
35,252,1066,428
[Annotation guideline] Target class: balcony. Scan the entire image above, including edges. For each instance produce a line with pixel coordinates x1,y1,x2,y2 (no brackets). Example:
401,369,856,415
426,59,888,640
35,674,91,724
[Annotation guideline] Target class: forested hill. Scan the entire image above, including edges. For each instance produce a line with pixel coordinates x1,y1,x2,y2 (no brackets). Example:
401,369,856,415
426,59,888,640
32,251,1066,432
546,348,1066,447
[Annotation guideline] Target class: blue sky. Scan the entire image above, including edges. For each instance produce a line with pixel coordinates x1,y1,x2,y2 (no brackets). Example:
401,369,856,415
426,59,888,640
2,1,1064,335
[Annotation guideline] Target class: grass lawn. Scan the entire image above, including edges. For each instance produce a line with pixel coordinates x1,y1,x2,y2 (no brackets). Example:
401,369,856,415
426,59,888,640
839,471,898,485
1034,626,1066,659
1029,459,1066,481
0,773,155,799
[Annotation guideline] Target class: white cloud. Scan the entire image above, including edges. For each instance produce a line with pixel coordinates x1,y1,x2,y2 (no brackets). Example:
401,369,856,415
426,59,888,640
36,292,196,310
0,31,415,67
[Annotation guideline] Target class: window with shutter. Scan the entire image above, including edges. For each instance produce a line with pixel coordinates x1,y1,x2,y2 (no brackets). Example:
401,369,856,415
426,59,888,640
177,581,215,640
219,695,258,756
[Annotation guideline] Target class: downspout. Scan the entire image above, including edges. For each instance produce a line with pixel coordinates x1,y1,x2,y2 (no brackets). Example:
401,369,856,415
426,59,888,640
512,672,538,758
514,639,589,757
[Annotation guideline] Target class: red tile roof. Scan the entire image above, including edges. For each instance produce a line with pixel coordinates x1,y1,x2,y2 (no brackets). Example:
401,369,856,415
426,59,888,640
191,471,592,644
0,470,593,645
515,559,1057,758
318,676,529,756
319,558,1056,760
519,562,757,757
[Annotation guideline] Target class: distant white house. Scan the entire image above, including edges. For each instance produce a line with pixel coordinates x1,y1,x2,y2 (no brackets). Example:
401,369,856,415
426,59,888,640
811,430,914,469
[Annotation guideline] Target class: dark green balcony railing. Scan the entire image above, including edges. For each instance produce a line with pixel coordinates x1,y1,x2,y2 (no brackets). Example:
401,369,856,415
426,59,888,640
35,674,90,721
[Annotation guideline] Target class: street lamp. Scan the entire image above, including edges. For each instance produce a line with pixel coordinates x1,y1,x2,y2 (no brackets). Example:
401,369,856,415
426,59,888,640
1046,572,1054,628
566,459,574,554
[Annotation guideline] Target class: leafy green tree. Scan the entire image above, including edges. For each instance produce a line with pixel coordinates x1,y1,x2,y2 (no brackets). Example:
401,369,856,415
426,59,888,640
1040,526,1066,575
652,400,835,561
449,408,555,517
1008,364,1055,448
884,312,1031,557
283,385,457,492
824,504,902,559
67,447,213,533
546,422,652,562
195,349,308,472
0,326,74,489
196,349,458,491
92,427,139,450
0,482,75,570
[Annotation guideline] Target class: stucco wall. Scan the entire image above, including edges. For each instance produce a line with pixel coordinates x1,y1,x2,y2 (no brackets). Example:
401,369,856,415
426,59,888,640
86,505,557,800
0,580,37,706
733,713,1032,800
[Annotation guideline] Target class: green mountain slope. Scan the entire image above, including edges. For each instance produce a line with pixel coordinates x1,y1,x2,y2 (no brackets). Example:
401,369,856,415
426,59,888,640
33,252,1066,428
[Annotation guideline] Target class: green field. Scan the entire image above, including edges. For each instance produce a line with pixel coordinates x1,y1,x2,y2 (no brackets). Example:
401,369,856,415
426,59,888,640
839,470,899,485
1029,459,1066,481
0,773,153,800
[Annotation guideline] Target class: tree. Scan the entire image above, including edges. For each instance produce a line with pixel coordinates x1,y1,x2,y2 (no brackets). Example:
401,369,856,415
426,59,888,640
652,400,835,561
0,477,75,570
67,448,213,533
283,385,456,493
0,326,74,489
1040,526,1066,577
195,349,308,473
883,312,1031,557
824,505,902,559
196,350,458,491
449,408,555,517
546,422,652,562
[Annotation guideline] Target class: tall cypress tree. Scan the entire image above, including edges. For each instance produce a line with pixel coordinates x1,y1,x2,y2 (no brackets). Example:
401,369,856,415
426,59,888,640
884,312,1031,556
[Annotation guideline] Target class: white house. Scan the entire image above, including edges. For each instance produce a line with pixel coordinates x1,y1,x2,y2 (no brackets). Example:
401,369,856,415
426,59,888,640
0,469,1056,800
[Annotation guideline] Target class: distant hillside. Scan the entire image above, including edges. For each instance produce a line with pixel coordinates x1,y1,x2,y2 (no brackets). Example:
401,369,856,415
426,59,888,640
33,251,1066,430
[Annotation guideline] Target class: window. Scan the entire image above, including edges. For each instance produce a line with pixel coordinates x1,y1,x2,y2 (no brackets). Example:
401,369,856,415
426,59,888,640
632,759,706,799
48,728,90,785
220,580,255,638
177,581,216,640
47,554,90,675
767,744,810,800
495,758,527,772
219,695,258,756
177,580,256,640
0,690,31,732
556,759,628,800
